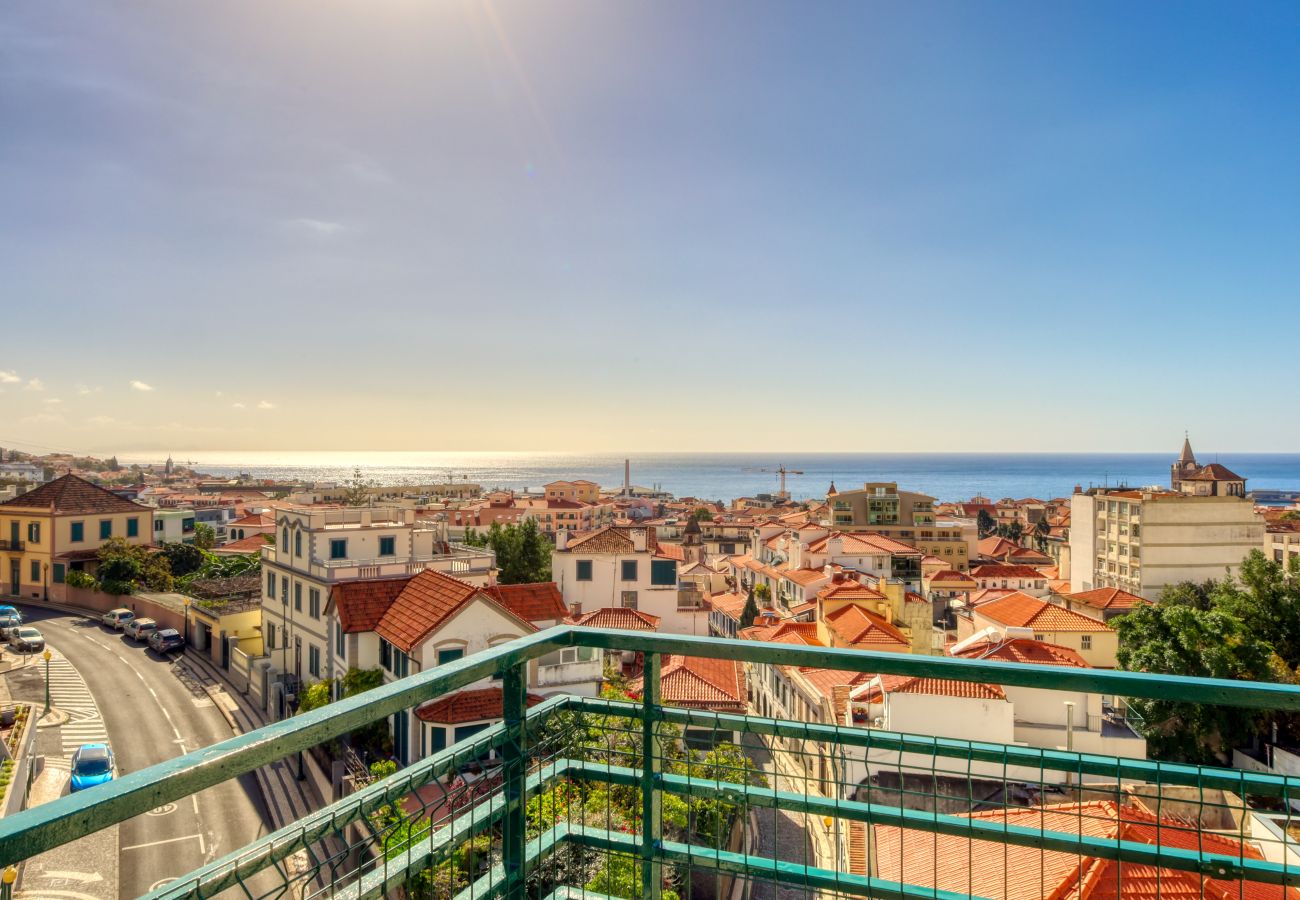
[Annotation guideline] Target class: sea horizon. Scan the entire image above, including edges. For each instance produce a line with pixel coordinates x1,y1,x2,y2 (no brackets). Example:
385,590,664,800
111,450,1300,504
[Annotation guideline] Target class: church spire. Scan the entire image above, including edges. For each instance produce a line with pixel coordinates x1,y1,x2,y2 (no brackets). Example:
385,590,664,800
1178,432,1196,466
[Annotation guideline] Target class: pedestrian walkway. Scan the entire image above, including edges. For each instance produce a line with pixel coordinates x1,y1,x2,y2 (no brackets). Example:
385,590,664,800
44,651,109,758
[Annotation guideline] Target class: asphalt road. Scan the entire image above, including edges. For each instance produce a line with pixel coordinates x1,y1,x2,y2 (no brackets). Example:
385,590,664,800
11,604,275,898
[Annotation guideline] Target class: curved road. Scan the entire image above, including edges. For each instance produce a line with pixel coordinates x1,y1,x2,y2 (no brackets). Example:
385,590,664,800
10,605,273,898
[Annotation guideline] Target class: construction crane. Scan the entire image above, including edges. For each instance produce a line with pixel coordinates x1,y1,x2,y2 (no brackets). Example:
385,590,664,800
747,464,804,499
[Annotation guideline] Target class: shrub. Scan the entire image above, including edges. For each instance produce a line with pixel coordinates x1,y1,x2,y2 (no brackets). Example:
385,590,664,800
64,570,97,590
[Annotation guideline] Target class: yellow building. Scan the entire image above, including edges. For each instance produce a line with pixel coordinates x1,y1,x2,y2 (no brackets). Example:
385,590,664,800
0,475,154,602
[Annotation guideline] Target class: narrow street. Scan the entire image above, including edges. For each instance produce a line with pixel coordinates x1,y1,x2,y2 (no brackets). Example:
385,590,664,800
742,732,817,900
6,605,276,898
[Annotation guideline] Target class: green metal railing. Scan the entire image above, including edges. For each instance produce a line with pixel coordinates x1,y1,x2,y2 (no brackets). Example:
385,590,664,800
2,627,1300,899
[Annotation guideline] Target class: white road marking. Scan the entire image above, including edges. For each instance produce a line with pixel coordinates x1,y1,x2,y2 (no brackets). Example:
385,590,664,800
39,872,102,884
120,833,205,851
41,652,109,755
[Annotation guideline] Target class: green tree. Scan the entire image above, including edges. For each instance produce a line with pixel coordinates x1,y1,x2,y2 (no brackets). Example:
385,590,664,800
739,589,760,629
690,507,713,522
343,467,374,507
484,521,553,585
977,509,996,537
163,542,205,577
97,537,176,593
193,522,216,550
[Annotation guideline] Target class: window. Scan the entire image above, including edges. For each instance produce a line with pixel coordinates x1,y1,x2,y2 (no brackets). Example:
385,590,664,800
294,582,302,612
334,621,346,659
437,647,465,666
282,528,290,552
308,645,321,678
126,517,139,538
155,520,163,533
294,531,302,557
30,561,40,582
99,520,112,540
309,588,320,619
1081,635,1093,650
70,521,84,543
281,576,289,605
26,522,39,544
379,536,396,557
621,590,638,609
575,560,593,581
454,723,489,744
380,638,392,670
330,539,347,560
621,560,638,582
267,623,276,650
1034,633,1045,641
53,564,64,584
267,572,276,598
650,559,676,586
429,725,447,754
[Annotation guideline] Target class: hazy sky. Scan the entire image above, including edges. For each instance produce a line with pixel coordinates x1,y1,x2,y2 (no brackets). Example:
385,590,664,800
3,2,1298,455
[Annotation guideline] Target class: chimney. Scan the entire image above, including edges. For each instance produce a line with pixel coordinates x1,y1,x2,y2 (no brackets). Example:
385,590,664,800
556,531,569,551
631,528,648,552
624,459,631,496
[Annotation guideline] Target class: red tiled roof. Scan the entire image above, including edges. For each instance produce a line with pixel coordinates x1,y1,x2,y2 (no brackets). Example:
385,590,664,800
969,564,1046,580
782,567,831,586
977,593,1113,632
215,534,273,553
229,512,274,526
1180,462,1245,482
806,532,922,557
629,655,746,712
570,607,661,631
0,474,150,515
562,526,657,554
817,578,887,603
483,582,568,623
375,570,531,653
860,674,1006,702
1069,587,1149,611
873,801,1296,900
967,587,1016,606
333,577,414,633
740,621,822,646
927,569,976,586
951,637,1089,668
825,604,910,648
706,592,748,622
415,688,545,724
654,543,686,561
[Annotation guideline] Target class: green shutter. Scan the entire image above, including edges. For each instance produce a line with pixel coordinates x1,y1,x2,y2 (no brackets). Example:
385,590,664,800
53,564,65,584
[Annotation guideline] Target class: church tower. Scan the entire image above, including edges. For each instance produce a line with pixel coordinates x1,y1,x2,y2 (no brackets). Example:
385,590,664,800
1171,433,1196,489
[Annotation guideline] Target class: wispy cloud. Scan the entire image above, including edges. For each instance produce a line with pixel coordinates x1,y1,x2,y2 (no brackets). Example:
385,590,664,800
76,384,102,395
44,397,62,405
231,402,246,409
0,370,19,384
21,412,62,425
257,400,276,410
285,217,346,237
24,378,44,391
130,380,154,392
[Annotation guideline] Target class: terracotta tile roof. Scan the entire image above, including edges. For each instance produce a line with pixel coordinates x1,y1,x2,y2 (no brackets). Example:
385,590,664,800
570,607,661,631
229,512,274,526
562,526,657,554
968,587,1016,606
654,543,686,561
927,569,976,586
817,578,887,603
969,564,1046,580
740,621,822,646
806,532,922,556
629,655,746,712
977,593,1113,632
788,600,817,616
415,688,545,724
797,668,869,705
333,577,414,633
976,536,1019,558
0,474,150,515
782,567,830,586
1181,462,1245,482
1069,587,1149,611
860,674,1006,702
707,591,749,622
873,801,1295,900
375,570,532,653
951,637,1089,668
482,582,568,622
825,604,910,648
215,534,274,553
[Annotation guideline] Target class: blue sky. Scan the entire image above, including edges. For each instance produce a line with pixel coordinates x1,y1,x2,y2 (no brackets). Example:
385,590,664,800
2,2,1298,454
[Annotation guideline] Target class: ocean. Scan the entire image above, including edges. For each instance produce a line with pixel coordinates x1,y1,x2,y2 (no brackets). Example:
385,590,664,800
120,452,1300,504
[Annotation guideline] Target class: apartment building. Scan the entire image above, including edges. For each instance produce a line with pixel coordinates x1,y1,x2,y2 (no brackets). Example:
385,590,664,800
825,482,969,569
0,474,154,601
259,506,495,703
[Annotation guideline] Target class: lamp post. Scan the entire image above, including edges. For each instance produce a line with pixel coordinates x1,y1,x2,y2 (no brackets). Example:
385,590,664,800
42,648,52,717
2,863,17,900
182,596,192,647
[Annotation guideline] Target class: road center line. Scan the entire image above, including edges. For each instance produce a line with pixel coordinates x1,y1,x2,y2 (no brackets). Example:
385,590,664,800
121,833,204,851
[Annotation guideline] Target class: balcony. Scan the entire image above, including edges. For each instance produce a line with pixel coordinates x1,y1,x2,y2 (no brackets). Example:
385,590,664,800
4,631,1300,899
0,540,23,552
263,543,495,582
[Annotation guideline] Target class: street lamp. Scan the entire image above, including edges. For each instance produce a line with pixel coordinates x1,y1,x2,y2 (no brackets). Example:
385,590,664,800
42,648,52,717
182,596,192,647
2,864,17,900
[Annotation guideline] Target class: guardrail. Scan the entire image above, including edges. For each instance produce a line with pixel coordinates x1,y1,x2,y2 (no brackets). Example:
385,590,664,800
1,628,1299,899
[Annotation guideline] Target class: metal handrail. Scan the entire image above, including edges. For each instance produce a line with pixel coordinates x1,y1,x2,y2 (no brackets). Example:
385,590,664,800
2,626,1300,897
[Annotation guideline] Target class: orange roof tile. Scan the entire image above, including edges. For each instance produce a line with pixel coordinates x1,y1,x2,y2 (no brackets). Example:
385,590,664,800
562,526,658,554
927,569,977,586
977,593,1113,632
806,532,922,556
415,688,545,724
817,579,888,603
375,570,534,652
951,637,1089,668
782,567,831,586
333,576,414,634
970,564,1046,579
629,655,746,712
860,674,1006,702
570,607,661,631
0,474,150,515
482,582,568,622
825,604,910,648
215,534,274,553
1069,587,1149,611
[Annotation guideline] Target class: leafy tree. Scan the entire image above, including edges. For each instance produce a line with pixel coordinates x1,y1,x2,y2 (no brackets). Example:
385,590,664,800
976,509,996,537
690,507,713,522
1282,510,1300,522
484,520,553,585
163,542,206,578
193,522,216,550
343,467,374,507
97,537,174,593
740,590,761,629
753,583,771,603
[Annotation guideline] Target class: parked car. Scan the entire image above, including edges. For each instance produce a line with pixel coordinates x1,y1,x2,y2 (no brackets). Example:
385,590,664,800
123,617,157,642
0,612,21,638
102,608,134,630
0,605,21,623
148,628,184,653
70,743,116,792
8,627,44,653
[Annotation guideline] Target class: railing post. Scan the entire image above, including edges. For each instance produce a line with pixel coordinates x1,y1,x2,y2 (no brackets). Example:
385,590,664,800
641,652,662,900
502,661,527,900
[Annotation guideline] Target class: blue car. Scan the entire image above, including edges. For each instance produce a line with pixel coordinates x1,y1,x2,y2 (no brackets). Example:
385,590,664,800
70,743,115,792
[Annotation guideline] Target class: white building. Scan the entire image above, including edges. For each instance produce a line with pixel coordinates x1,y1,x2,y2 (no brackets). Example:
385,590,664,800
0,462,46,483
153,508,196,544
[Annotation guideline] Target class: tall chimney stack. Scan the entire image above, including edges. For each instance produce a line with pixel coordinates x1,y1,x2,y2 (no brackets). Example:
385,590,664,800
624,458,631,496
